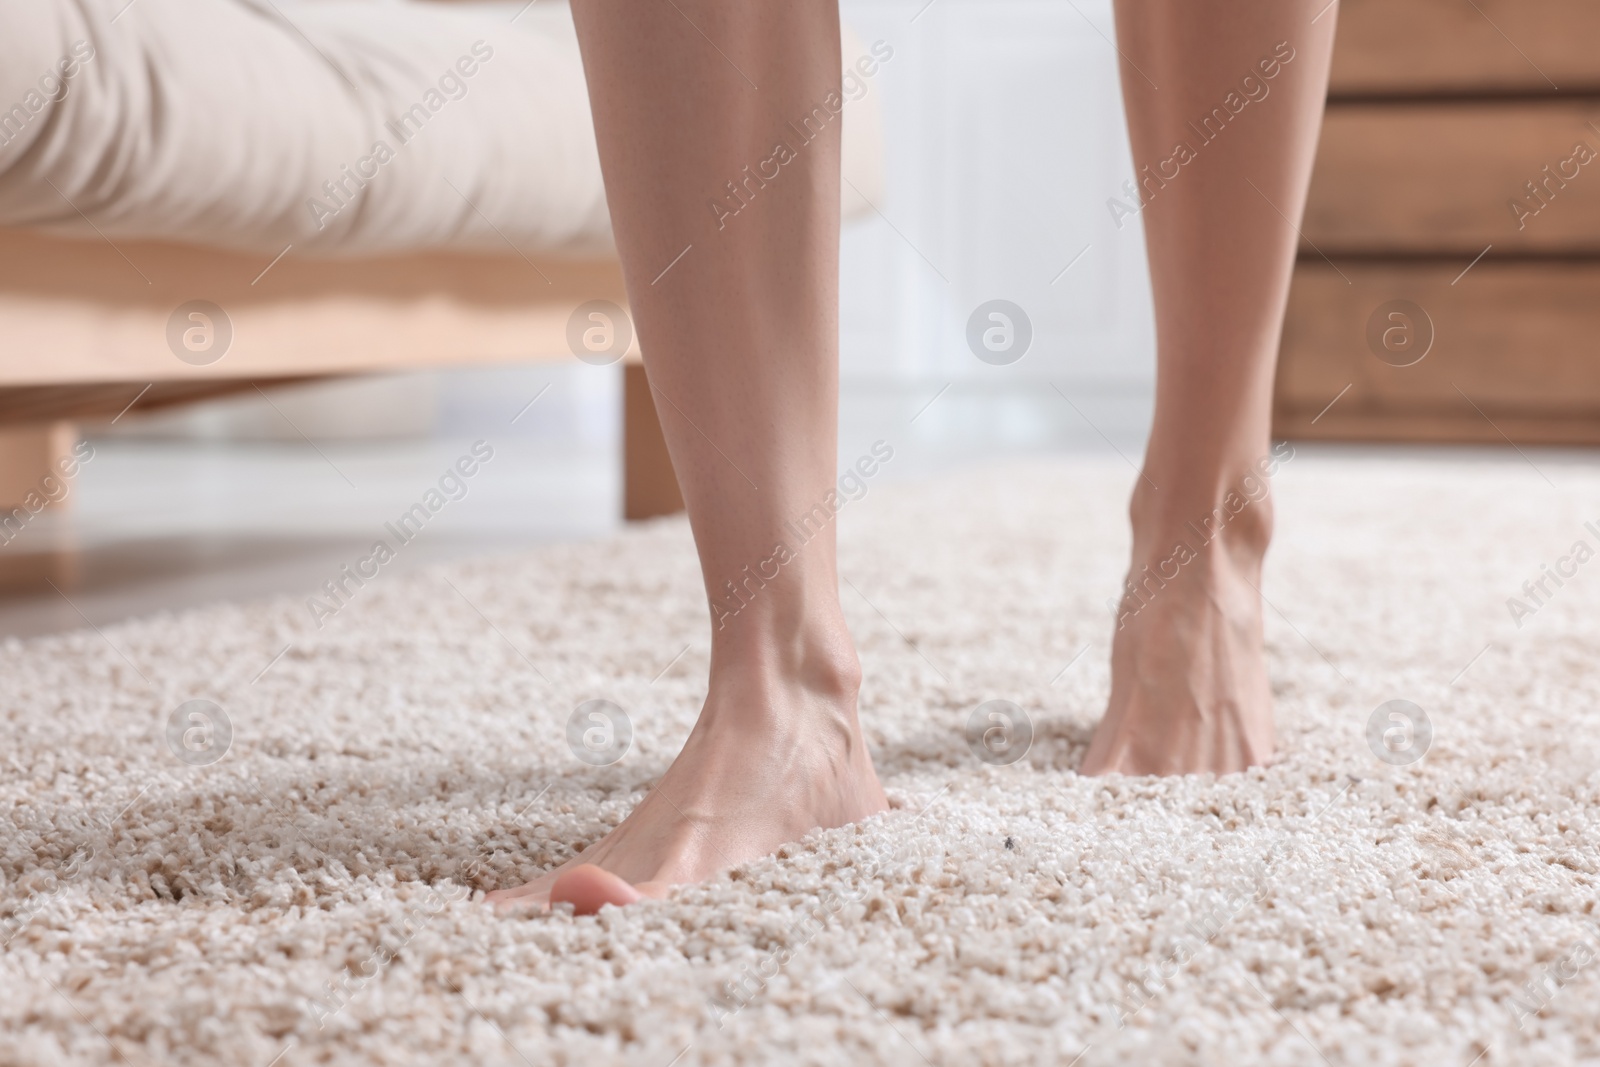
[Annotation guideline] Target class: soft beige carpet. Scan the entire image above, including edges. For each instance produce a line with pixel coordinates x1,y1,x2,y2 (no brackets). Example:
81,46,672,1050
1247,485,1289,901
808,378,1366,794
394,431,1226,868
4,450,1600,1067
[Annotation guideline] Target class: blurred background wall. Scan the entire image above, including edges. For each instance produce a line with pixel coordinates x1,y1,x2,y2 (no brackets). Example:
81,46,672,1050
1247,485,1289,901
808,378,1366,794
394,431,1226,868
16,0,1600,636
104,0,1154,466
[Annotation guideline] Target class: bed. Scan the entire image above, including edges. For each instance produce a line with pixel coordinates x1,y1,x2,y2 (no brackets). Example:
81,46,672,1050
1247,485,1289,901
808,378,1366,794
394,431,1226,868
0,0,885,521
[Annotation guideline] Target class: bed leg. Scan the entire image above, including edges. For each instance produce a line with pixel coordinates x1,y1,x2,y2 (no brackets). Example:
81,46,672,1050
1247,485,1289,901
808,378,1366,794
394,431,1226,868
0,422,81,593
622,362,684,521
0,422,77,513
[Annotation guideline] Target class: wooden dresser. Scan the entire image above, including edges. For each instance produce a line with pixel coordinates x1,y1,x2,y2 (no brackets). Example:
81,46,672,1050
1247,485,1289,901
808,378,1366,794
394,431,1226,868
1275,0,1600,445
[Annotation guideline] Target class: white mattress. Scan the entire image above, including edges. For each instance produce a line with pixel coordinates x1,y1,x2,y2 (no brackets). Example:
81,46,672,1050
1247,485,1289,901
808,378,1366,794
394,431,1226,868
0,0,884,258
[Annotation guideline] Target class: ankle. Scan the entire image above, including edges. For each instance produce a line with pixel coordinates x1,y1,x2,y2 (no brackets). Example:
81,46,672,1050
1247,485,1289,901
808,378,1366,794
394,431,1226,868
1129,452,1282,566
708,612,861,704
711,636,860,699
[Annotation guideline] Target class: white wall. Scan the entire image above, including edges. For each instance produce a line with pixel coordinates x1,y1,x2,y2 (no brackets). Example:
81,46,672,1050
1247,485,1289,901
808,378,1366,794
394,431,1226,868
838,0,1154,462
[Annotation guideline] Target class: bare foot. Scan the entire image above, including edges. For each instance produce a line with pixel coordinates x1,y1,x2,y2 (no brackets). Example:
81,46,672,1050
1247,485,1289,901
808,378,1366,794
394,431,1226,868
1082,493,1275,776
486,653,886,913
547,864,667,913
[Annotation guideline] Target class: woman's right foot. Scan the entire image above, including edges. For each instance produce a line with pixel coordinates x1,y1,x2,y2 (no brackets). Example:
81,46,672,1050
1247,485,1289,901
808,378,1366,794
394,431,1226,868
486,644,886,914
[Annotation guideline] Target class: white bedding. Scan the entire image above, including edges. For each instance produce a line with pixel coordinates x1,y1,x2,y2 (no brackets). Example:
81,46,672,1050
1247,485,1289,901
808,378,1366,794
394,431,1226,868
0,0,883,258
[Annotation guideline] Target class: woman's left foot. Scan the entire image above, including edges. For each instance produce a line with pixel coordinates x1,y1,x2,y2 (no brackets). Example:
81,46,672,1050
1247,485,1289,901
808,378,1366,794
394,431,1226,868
1082,487,1276,776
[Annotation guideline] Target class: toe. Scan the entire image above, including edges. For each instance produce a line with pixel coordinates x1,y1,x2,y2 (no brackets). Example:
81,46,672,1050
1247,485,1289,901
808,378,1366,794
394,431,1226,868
487,885,541,906
491,895,548,916
550,864,643,915
487,877,559,914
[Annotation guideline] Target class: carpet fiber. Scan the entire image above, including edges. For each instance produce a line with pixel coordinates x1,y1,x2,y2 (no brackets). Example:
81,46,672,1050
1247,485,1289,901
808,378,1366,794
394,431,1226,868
4,450,1600,1066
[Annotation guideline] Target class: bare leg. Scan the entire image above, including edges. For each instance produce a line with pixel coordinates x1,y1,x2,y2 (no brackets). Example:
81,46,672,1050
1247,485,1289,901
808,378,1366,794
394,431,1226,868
486,0,885,912
1082,2,1337,775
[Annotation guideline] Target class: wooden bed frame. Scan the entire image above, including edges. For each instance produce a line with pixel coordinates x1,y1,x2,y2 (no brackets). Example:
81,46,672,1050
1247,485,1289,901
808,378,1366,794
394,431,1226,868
0,228,684,522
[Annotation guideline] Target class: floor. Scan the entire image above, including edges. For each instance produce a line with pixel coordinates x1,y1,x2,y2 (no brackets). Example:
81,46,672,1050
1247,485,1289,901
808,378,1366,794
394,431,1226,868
0,437,618,638
0,373,1154,639
4,447,1598,1066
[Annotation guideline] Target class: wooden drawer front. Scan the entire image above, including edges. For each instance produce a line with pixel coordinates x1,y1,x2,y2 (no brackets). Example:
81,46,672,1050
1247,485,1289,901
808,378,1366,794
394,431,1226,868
1276,262,1600,445
1330,0,1600,96
1302,104,1600,254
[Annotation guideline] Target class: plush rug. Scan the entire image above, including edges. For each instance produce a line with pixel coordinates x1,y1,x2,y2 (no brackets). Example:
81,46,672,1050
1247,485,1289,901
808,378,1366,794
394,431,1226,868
4,448,1599,1067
